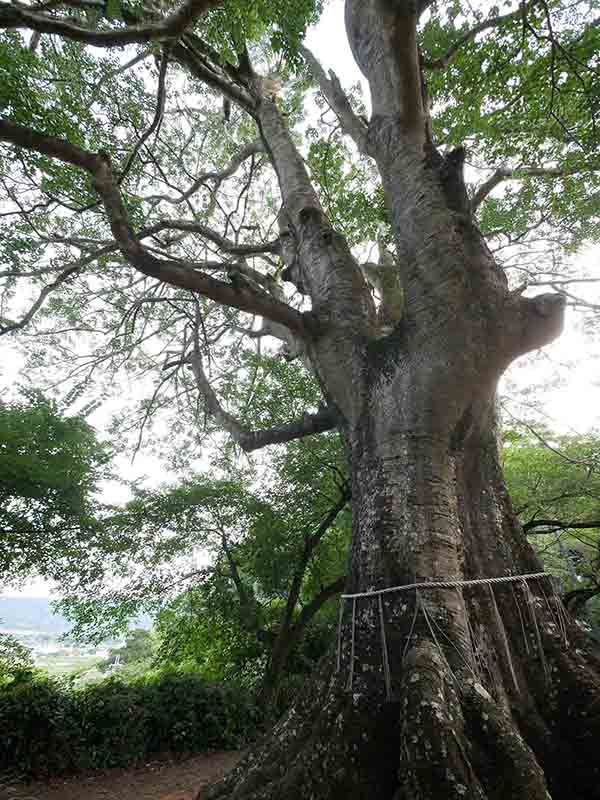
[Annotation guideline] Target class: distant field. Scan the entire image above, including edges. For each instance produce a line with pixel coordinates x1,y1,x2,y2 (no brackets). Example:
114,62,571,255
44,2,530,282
35,654,102,676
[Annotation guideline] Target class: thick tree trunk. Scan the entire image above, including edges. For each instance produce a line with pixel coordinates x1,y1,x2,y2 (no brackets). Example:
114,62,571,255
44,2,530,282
202,400,600,800
200,2,600,796
2,0,598,795
200,103,599,794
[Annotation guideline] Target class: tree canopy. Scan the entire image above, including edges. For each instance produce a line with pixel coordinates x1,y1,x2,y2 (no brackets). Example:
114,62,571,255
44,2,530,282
0,0,597,445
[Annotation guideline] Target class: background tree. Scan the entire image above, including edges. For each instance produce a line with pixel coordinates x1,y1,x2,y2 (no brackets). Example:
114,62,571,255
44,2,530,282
0,391,111,584
58,425,350,709
99,627,155,674
0,0,600,798
0,631,34,687
504,427,600,627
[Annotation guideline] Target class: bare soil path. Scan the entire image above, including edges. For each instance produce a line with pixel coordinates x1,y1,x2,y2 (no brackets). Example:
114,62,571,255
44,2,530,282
5,751,242,800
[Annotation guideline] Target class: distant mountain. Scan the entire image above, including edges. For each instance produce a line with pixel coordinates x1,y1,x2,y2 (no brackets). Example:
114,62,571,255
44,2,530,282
0,596,71,634
0,596,152,635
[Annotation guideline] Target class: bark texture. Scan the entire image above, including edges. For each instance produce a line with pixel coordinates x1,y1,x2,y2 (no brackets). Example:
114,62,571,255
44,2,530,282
199,2,600,798
203,408,600,800
1,0,598,796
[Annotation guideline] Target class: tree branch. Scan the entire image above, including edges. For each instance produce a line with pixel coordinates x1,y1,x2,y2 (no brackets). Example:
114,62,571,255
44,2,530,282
524,519,600,534
92,49,154,94
219,529,263,635
300,45,368,154
158,220,280,257
141,138,266,205
471,162,600,210
119,47,169,185
160,0,220,38
293,575,346,634
0,0,220,47
1,261,83,335
282,488,350,636
424,2,534,71
505,292,566,360
563,585,600,614
0,118,308,336
188,342,339,452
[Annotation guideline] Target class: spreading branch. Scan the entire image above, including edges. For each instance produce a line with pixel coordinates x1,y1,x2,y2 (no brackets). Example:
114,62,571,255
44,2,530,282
300,45,368,154
423,2,534,71
524,519,600,534
283,488,350,634
2,257,88,335
293,575,346,633
119,47,169,185
158,220,280,257
141,138,266,206
471,163,600,210
188,342,339,452
0,118,308,336
0,0,220,47
563,585,600,614
92,49,154,94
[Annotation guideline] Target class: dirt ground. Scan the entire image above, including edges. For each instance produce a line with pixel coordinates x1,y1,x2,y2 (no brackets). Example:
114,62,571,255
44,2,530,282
4,751,242,800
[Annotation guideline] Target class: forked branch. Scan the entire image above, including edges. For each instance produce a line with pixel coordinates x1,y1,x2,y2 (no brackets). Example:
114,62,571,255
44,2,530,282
188,328,339,452
300,45,368,154
0,118,308,336
0,0,220,46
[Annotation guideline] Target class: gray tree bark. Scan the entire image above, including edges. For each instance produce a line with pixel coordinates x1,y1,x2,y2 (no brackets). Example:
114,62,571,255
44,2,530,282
1,0,598,795
199,2,600,798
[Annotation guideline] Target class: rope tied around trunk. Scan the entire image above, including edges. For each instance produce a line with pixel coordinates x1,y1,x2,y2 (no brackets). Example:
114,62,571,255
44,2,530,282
336,571,568,699
340,571,551,600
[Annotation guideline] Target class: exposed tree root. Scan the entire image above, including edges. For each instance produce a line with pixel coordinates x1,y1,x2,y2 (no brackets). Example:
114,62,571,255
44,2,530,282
200,625,600,800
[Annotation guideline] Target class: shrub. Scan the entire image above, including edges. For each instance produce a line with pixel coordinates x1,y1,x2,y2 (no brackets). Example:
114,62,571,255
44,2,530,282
0,633,35,688
76,678,149,769
0,677,81,776
0,671,260,778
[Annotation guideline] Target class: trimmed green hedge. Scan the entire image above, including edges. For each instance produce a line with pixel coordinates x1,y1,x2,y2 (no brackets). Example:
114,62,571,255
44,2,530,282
0,672,260,778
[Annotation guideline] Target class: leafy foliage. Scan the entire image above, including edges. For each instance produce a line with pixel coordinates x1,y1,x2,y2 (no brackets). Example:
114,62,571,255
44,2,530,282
0,391,111,583
305,128,387,246
199,0,323,66
504,428,600,625
0,632,34,687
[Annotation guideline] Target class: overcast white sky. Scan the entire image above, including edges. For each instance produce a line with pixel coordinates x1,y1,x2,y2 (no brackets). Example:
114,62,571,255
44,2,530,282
1,0,598,599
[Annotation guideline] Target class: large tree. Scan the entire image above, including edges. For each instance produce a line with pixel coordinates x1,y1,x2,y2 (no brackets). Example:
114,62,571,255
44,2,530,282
1,1,600,798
